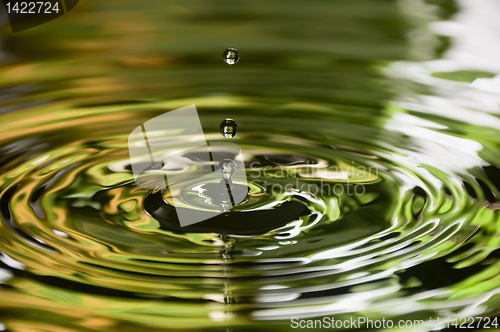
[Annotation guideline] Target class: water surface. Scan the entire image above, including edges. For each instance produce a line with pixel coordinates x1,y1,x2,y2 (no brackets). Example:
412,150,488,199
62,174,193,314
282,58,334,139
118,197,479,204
1,1,500,331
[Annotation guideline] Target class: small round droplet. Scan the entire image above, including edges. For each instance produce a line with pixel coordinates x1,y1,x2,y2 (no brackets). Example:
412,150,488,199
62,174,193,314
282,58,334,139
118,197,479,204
220,119,238,138
223,48,239,65
219,159,237,180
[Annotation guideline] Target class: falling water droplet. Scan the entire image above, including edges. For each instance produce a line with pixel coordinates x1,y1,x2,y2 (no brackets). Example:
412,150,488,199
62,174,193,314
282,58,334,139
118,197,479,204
223,48,239,65
219,159,237,180
220,119,238,138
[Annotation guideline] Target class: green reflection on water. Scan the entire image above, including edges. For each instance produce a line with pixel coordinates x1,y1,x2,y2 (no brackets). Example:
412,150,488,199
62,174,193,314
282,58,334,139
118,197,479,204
1,0,500,331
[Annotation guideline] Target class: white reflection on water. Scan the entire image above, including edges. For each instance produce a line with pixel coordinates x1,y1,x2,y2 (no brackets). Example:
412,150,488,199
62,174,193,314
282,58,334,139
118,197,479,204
0,253,25,270
444,0,500,72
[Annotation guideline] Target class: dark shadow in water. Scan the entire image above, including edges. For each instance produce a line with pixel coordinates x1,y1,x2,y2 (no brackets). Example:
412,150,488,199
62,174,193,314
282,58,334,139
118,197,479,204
144,189,310,235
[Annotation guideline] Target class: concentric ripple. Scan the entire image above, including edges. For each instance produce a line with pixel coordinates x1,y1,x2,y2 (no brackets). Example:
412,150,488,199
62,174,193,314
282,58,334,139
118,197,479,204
1,90,500,330
1,0,500,331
